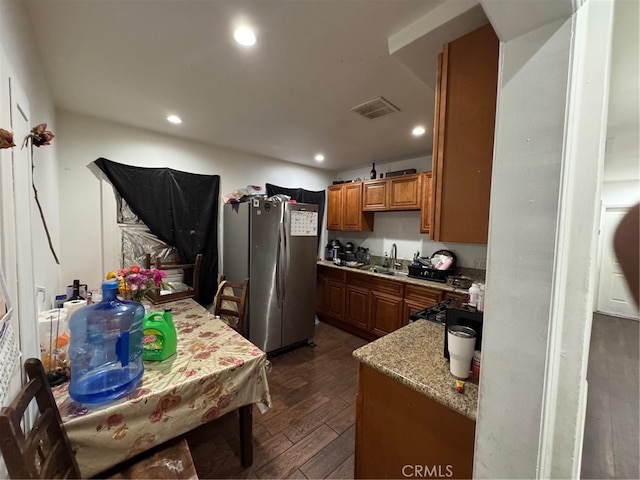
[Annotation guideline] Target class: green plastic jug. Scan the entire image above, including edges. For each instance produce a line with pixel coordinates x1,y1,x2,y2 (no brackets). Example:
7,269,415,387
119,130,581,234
142,309,177,361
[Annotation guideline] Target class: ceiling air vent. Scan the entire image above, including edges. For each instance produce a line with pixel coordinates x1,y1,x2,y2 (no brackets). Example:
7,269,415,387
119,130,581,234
350,96,400,120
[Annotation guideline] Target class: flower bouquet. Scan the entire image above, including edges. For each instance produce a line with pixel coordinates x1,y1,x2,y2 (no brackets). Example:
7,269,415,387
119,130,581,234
106,266,170,302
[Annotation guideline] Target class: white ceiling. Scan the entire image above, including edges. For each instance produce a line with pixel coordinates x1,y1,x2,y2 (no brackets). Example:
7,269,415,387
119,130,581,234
24,0,452,171
24,0,637,173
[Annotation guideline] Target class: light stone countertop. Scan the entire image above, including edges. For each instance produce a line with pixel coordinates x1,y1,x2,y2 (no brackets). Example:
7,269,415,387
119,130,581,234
353,320,478,420
316,260,472,294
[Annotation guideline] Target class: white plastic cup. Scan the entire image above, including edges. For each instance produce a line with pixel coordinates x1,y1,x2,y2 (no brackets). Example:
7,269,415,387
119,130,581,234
448,325,476,379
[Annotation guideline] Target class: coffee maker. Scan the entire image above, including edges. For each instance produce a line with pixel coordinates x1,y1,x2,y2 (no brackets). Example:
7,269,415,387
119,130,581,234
325,239,342,261
444,300,483,359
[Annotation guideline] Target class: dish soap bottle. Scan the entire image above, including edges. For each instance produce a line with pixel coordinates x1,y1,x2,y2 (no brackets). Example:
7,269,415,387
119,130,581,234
68,280,144,403
382,252,390,268
142,309,177,361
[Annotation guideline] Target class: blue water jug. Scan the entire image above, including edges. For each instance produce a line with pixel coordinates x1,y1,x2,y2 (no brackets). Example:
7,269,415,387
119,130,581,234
68,280,144,403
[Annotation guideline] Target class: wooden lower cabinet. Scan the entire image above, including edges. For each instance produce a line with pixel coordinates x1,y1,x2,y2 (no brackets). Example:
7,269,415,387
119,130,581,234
317,266,346,325
326,280,346,320
370,292,404,337
355,363,475,479
317,265,460,340
345,284,371,331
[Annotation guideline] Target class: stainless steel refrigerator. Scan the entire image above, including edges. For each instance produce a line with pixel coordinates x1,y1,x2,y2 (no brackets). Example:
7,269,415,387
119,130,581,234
223,200,319,353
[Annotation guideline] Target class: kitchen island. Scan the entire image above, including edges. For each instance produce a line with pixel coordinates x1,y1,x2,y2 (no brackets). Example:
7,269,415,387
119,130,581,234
353,320,477,479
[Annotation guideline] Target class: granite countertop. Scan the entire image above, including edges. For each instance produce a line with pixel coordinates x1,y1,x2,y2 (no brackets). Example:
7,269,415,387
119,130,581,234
353,320,478,420
317,259,472,294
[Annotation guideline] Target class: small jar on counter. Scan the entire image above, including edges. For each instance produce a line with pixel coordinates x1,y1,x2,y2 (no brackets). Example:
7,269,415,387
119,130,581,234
472,350,481,380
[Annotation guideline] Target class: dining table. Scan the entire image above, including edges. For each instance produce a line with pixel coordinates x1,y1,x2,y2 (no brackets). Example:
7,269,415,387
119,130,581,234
52,297,272,478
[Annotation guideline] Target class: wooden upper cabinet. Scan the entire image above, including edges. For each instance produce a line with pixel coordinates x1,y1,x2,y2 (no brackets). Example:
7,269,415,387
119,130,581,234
363,174,421,212
389,174,421,210
327,183,374,231
420,172,433,234
362,180,387,211
326,185,343,230
343,183,371,231
431,24,499,244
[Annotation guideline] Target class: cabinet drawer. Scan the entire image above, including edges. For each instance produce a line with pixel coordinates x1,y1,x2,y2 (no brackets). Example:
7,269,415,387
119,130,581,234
368,277,404,298
347,272,403,298
404,284,443,306
318,265,346,282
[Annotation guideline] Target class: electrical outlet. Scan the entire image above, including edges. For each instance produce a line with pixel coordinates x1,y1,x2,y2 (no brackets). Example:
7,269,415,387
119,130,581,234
474,258,487,270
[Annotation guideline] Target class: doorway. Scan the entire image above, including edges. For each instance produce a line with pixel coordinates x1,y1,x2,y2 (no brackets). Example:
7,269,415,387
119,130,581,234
596,206,640,320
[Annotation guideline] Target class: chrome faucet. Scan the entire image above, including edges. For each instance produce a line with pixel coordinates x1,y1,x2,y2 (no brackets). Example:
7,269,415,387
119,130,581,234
390,243,400,270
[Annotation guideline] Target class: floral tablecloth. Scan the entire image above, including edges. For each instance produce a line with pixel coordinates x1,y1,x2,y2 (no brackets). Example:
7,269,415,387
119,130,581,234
53,298,272,478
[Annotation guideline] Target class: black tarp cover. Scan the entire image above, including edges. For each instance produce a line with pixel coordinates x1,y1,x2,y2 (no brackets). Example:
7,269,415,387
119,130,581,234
265,183,325,246
95,158,220,305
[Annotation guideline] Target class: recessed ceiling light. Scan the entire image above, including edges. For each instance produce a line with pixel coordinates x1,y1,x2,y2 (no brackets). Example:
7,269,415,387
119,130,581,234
315,154,325,162
412,126,426,136
234,27,256,46
167,115,182,124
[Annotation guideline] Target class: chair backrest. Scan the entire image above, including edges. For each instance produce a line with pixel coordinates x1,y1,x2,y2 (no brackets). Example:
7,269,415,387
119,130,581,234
0,358,81,479
145,253,203,302
214,278,249,334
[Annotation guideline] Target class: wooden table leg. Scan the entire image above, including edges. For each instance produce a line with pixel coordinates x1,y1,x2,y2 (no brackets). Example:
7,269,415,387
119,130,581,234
239,404,253,468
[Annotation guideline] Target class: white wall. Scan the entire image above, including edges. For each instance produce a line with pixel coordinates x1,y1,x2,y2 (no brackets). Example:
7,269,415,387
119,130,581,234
475,0,614,477
0,0,60,310
474,17,573,479
337,156,488,267
0,1,60,476
602,123,639,206
56,110,333,292
602,180,640,206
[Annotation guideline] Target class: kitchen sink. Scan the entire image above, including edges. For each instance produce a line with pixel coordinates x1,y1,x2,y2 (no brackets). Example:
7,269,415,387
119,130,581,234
360,265,408,277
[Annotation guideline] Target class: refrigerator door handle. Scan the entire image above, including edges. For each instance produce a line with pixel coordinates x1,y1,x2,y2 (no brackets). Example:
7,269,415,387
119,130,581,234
277,219,286,308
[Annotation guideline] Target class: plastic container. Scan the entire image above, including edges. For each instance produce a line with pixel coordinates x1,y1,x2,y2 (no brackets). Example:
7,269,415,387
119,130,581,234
143,309,177,361
468,283,481,310
68,280,145,404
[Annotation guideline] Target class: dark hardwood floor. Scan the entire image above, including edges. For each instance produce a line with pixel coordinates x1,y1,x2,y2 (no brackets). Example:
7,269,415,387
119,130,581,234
581,313,639,479
184,313,640,479
185,321,367,479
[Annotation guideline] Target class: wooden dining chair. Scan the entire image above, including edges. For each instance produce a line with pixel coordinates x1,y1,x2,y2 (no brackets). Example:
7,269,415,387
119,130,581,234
214,277,249,335
145,253,203,303
0,358,198,479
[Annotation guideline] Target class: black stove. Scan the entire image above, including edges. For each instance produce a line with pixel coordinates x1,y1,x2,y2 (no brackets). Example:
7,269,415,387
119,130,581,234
409,298,455,325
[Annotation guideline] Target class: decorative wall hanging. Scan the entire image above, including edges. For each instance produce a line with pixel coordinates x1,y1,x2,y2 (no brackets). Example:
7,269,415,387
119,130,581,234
24,123,59,264
0,129,16,149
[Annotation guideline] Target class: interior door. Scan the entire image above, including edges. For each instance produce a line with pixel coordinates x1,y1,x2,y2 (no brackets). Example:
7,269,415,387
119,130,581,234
0,53,38,431
597,207,640,319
